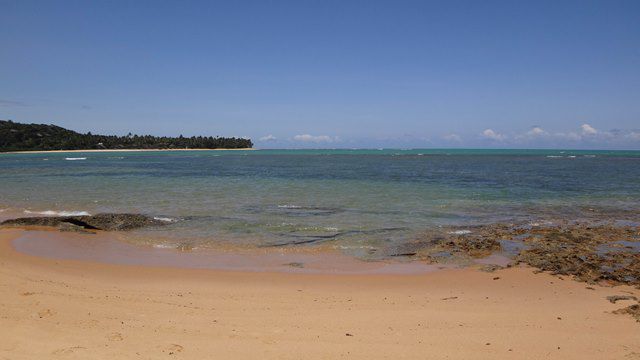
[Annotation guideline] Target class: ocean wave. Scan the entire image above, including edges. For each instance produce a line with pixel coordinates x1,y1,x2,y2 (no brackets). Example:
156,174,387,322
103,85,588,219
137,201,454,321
153,216,177,223
529,221,553,227
268,223,339,232
65,157,87,161
448,230,472,235
152,243,195,250
277,204,302,209
338,245,377,250
24,210,91,216
546,155,563,158
274,205,342,214
152,244,175,249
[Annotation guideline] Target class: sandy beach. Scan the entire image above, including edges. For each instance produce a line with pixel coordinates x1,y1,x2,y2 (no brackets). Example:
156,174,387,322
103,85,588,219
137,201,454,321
4,1,640,358
1,228,638,360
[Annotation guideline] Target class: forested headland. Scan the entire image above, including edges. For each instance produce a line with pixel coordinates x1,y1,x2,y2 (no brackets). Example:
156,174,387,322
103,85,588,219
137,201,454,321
0,120,253,152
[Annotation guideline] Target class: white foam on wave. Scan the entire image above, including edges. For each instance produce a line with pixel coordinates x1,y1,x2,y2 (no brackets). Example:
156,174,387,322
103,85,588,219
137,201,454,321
583,155,596,158
277,204,302,209
153,216,177,223
65,157,87,161
568,155,577,158
338,245,376,250
530,220,553,227
546,155,563,158
152,244,175,249
448,230,472,235
24,210,91,216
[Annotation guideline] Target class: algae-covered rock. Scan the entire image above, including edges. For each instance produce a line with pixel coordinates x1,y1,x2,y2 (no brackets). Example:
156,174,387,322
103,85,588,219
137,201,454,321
1,213,167,231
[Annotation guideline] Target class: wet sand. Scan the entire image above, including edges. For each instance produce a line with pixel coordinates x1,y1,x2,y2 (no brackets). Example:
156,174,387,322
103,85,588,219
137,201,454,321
11,229,449,274
1,228,639,359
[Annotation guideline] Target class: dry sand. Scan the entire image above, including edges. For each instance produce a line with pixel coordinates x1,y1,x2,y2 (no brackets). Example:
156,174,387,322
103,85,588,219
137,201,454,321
1,228,639,359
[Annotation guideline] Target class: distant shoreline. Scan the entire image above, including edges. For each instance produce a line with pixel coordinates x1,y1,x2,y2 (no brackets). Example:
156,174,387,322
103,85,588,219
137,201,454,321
3,148,255,154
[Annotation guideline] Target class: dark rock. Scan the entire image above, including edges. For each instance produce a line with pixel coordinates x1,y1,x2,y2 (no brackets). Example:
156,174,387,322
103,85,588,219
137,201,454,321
0,213,167,231
408,220,639,287
176,242,195,251
284,262,305,268
513,225,640,286
606,295,638,304
411,227,502,260
479,264,504,273
612,304,640,322
388,252,417,257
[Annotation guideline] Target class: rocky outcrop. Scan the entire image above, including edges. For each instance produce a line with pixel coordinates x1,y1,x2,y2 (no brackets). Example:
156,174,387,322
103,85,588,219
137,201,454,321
512,225,640,286
410,221,639,287
0,213,167,231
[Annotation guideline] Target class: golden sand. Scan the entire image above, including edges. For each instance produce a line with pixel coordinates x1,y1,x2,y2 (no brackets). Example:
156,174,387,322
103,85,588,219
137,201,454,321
1,228,638,359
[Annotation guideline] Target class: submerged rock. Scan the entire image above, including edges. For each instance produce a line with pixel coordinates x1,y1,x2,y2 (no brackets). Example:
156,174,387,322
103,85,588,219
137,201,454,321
0,213,167,231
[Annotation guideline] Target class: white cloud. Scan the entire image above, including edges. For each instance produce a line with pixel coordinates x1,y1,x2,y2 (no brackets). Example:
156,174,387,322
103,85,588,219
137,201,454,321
628,131,640,140
581,123,598,136
526,126,546,137
481,129,506,141
563,132,582,141
259,134,277,142
293,134,335,143
442,133,462,142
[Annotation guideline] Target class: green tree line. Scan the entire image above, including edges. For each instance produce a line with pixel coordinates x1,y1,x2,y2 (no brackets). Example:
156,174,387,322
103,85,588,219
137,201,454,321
0,120,253,152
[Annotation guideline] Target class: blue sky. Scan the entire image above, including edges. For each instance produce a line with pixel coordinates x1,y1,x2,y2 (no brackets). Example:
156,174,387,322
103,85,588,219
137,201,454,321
1,0,639,149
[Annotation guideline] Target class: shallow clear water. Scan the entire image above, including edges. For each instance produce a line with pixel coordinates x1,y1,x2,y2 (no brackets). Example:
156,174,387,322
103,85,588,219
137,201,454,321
1,149,639,255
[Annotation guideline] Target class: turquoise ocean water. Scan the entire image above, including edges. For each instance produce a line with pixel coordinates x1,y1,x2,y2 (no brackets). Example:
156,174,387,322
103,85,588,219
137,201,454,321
1,149,639,258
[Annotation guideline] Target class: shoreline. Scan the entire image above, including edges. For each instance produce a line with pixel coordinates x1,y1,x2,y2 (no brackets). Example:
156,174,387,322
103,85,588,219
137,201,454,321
1,148,255,154
1,228,639,359
9,228,455,274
